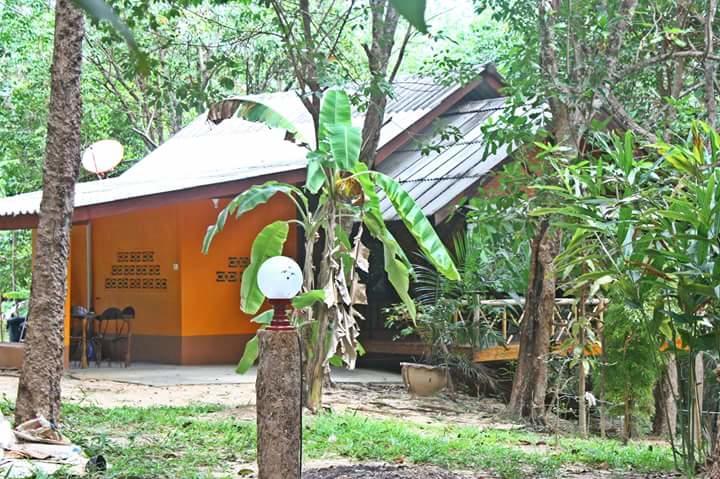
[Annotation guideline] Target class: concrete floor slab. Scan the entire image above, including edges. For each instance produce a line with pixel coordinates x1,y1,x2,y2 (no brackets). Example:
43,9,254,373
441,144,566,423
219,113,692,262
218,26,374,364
67,363,401,387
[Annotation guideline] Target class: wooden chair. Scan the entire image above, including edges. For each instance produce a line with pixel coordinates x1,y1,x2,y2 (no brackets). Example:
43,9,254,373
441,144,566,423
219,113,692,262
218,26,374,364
69,305,88,367
92,307,133,367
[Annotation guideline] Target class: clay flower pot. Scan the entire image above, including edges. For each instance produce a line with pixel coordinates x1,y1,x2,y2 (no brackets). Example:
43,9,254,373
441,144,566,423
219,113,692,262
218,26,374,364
400,362,449,396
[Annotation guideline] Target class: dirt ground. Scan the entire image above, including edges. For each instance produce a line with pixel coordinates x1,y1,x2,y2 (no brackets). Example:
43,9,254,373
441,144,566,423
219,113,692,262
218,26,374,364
0,372,682,479
0,372,517,430
302,464,470,479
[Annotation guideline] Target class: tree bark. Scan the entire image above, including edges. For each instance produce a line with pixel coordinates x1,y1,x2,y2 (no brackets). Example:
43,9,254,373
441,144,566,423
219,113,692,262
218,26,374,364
708,366,720,479
361,0,400,168
652,355,678,439
507,219,560,423
704,0,718,128
15,0,84,425
578,326,587,437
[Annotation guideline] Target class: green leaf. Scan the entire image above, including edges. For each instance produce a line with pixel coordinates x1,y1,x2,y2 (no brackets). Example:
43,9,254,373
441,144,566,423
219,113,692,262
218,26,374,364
373,172,460,281
328,125,361,170
251,309,274,326
203,182,303,253
306,151,326,194
390,0,428,34
236,335,259,374
219,77,235,90
319,89,352,147
354,164,415,318
292,290,326,309
241,221,290,314
72,0,148,74
236,99,304,143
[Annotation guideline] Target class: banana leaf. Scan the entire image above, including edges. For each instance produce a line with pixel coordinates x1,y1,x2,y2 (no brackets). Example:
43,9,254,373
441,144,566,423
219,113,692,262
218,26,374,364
373,172,460,281
292,290,326,309
328,124,361,170
354,164,415,318
241,221,290,314
203,182,303,253
318,89,352,151
306,151,327,194
236,98,304,143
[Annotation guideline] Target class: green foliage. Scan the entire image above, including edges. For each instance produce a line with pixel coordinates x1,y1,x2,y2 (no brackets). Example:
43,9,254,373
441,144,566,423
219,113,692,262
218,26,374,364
373,172,460,281
240,221,290,315
465,166,533,298
72,0,146,72
599,297,661,431
291,290,325,309
327,125,362,170
202,181,304,253
539,124,720,474
353,162,415,318
235,335,259,374
60,403,676,479
389,0,427,34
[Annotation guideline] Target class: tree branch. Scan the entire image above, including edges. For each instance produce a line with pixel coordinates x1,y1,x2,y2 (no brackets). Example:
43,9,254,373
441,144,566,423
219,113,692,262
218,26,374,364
704,0,718,127
601,87,658,143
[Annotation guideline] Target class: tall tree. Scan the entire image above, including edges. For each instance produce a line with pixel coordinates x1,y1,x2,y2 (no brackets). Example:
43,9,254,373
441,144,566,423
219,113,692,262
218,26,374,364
14,0,85,425
507,219,559,421
479,0,719,422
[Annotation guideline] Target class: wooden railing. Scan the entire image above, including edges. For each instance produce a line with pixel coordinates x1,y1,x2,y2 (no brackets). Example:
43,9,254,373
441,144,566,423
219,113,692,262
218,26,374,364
473,297,607,363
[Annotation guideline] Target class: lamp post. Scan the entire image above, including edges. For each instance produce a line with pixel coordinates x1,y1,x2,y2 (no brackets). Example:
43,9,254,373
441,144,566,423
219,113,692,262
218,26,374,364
255,256,303,479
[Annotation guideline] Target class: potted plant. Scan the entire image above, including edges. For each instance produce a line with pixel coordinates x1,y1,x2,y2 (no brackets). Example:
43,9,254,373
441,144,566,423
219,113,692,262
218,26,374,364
384,230,520,396
385,296,500,396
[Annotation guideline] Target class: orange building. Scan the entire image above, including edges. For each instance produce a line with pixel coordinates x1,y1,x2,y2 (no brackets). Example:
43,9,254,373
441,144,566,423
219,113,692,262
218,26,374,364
0,68,512,366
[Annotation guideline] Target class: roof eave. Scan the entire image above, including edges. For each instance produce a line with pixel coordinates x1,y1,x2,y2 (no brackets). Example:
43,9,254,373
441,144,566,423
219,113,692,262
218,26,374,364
0,168,307,231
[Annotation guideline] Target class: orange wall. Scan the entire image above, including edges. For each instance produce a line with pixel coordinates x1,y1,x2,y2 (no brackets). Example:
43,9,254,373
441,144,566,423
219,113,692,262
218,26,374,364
70,225,88,308
178,194,297,337
90,205,181,336
64,192,298,364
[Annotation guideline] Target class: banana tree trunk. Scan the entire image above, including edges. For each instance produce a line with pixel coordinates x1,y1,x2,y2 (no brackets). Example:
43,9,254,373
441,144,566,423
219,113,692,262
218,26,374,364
304,202,338,413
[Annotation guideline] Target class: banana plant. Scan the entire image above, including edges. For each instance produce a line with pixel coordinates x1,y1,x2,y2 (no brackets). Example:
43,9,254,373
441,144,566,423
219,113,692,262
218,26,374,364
203,89,459,411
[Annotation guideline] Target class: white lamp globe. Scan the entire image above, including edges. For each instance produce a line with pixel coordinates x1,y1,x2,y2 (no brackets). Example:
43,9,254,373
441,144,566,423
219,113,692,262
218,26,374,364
257,256,303,299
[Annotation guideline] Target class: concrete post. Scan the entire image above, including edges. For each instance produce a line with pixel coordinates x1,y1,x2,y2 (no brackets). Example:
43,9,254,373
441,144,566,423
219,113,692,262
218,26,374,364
256,329,302,479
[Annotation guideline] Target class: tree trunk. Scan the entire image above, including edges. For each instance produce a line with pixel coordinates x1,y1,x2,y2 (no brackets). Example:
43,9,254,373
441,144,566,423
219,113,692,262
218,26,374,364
708,366,720,479
703,0,718,128
578,343,587,437
652,355,678,439
14,0,84,426
360,0,400,168
304,201,337,413
692,353,705,455
507,219,560,423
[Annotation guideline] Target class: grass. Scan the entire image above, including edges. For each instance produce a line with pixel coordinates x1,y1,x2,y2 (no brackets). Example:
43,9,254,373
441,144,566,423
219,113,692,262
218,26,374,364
2,402,676,479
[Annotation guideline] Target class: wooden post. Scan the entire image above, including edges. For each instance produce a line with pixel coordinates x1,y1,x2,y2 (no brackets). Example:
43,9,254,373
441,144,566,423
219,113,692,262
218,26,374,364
502,307,508,342
256,329,302,479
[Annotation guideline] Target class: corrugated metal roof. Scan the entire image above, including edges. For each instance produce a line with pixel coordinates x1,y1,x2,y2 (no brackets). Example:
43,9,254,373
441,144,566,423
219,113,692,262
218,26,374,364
0,75,492,221
377,97,509,221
